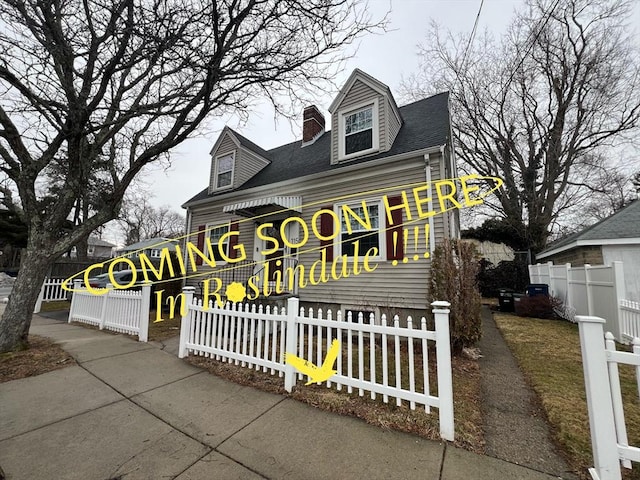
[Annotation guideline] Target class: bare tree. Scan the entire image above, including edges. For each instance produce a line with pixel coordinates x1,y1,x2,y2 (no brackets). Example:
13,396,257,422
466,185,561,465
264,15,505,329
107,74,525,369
403,0,640,254
0,0,385,353
118,193,184,244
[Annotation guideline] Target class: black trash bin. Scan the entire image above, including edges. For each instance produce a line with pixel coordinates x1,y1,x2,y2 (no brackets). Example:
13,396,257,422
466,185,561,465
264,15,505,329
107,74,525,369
498,288,515,312
526,284,549,297
513,293,526,315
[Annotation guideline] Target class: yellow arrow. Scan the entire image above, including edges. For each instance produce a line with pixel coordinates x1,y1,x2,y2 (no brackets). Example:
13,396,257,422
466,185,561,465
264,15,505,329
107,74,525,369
285,339,340,385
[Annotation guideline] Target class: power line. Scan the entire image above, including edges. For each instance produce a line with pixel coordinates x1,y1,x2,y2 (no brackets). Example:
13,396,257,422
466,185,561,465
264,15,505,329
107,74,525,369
461,0,484,70
500,0,563,93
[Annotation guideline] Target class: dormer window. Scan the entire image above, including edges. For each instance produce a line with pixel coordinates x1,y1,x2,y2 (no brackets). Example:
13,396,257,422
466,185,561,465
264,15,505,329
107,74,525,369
215,152,235,189
338,99,379,161
345,107,373,154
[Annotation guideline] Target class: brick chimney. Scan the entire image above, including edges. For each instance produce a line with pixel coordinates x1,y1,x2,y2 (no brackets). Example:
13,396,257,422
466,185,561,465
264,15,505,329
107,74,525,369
302,105,325,144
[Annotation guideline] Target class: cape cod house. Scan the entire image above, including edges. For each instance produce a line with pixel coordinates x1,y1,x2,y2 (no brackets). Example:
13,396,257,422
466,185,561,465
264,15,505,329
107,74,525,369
182,69,459,320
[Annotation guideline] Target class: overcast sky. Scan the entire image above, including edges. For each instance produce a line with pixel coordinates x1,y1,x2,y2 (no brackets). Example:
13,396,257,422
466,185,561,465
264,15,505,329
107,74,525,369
102,0,640,244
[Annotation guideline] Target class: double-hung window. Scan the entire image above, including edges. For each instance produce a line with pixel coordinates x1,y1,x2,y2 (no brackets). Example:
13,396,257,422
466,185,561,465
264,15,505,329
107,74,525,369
336,201,383,259
215,152,234,189
339,99,379,160
208,224,230,262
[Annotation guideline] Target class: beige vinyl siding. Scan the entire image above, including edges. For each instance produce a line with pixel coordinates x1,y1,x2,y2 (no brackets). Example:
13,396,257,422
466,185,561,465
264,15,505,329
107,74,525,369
209,135,237,193
187,152,453,311
330,79,386,164
234,149,269,189
386,97,402,150
293,161,432,310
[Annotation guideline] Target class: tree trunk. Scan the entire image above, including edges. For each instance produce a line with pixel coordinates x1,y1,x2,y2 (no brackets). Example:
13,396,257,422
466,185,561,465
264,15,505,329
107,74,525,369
0,248,51,353
76,236,89,260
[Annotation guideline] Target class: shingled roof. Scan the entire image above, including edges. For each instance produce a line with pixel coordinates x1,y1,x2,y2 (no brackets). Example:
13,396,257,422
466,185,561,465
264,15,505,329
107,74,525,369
184,92,450,206
538,199,640,258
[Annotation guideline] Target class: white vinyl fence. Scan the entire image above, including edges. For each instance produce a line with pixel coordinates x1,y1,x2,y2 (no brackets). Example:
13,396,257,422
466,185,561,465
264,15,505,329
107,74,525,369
34,278,69,313
577,315,640,480
67,280,151,341
178,288,454,441
529,262,640,343
620,300,640,343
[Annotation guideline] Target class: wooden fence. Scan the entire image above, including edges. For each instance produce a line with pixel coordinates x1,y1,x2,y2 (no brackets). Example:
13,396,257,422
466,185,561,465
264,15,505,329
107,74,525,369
177,288,454,441
577,315,640,480
67,280,151,341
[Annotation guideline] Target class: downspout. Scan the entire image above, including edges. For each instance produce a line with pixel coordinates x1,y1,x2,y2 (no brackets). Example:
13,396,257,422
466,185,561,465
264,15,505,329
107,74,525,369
424,153,436,253
182,208,192,287
439,145,454,239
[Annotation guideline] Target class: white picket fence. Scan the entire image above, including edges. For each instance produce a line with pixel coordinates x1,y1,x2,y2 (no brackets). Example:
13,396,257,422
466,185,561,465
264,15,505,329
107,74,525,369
34,277,69,313
529,262,640,343
68,280,151,341
620,300,640,343
577,315,640,480
178,288,454,441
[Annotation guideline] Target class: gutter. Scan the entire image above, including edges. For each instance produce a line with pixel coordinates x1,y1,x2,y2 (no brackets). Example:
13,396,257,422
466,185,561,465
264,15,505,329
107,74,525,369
538,237,640,259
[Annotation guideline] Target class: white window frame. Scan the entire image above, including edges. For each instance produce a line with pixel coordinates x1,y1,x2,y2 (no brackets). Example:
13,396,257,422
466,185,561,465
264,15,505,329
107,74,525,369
206,222,231,263
213,151,235,190
150,249,161,258
333,199,385,261
338,98,379,161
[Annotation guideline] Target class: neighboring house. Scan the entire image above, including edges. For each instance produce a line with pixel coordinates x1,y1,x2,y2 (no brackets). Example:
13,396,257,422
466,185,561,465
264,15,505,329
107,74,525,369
67,236,115,259
182,69,459,319
465,239,514,266
119,237,179,260
87,237,116,258
537,199,640,300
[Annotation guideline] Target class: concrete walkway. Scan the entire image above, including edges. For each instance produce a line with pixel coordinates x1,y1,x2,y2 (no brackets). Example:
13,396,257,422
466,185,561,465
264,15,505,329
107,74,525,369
479,306,577,479
0,313,567,479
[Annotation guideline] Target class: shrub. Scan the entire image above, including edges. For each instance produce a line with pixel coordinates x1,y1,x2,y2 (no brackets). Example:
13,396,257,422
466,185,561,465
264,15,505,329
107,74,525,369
430,238,482,355
477,257,529,297
514,295,562,319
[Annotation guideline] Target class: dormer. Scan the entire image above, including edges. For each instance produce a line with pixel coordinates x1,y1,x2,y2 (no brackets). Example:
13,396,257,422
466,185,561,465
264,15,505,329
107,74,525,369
208,127,270,194
328,69,403,165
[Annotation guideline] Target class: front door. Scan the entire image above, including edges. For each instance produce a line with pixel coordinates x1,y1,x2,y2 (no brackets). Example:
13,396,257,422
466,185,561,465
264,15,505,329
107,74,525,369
253,218,298,294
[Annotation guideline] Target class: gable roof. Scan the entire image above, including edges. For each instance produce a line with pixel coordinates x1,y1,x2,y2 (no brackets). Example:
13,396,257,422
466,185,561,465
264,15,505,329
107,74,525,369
119,237,179,252
209,126,271,160
538,199,640,259
184,92,450,207
88,236,115,248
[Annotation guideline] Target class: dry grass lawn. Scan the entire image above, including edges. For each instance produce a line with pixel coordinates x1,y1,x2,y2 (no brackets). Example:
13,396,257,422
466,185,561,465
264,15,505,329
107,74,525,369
494,313,640,480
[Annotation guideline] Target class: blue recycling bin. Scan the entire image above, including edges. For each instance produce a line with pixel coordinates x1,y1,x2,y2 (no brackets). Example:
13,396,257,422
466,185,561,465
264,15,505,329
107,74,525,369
526,284,549,297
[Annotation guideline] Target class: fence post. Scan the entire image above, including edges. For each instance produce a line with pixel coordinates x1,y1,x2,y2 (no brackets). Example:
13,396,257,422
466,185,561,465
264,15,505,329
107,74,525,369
611,261,625,343
284,297,299,393
33,278,46,314
99,283,111,330
431,300,454,442
138,282,151,342
564,263,572,310
576,315,622,480
68,279,82,323
585,264,594,316
178,287,195,358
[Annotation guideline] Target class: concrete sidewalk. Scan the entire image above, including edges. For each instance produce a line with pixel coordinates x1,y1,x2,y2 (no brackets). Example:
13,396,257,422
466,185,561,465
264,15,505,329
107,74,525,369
0,314,566,480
